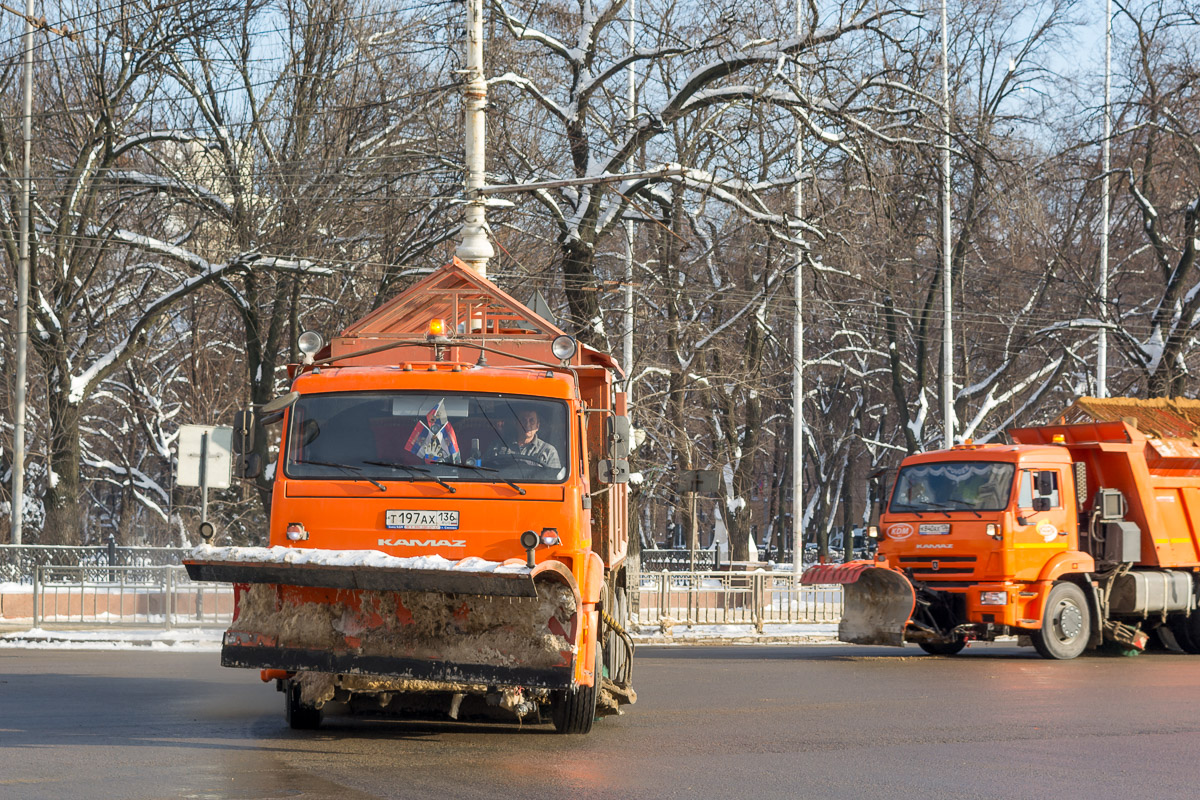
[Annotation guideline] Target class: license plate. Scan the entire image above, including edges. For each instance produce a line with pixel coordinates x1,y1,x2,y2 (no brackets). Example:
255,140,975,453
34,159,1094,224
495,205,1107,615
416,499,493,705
385,510,459,530
919,523,951,535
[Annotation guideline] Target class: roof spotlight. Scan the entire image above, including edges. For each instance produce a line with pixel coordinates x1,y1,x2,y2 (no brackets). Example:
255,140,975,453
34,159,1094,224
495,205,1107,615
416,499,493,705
551,335,577,363
297,331,325,364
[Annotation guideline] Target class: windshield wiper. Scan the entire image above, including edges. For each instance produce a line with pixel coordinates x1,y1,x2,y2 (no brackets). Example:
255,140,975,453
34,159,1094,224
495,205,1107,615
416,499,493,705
942,499,982,518
363,460,456,493
426,460,526,496
295,459,386,491
921,502,954,518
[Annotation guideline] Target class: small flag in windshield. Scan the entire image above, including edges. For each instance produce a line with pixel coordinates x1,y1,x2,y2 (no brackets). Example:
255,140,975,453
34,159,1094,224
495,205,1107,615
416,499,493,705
405,399,460,462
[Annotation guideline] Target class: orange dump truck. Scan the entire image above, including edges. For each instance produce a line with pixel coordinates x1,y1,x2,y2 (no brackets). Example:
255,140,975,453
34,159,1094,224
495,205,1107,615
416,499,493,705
185,260,635,731
803,397,1200,659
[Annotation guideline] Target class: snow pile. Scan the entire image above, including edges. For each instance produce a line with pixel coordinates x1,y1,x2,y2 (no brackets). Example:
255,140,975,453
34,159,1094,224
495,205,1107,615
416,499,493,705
0,627,222,651
190,544,529,574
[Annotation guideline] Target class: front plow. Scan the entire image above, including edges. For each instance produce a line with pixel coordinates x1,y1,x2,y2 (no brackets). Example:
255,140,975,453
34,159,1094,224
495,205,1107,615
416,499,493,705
184,546,580,691
802,561,916,647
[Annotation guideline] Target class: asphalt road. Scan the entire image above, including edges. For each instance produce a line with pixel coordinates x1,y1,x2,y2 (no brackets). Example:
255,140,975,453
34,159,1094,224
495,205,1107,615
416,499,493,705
2,641,1198,800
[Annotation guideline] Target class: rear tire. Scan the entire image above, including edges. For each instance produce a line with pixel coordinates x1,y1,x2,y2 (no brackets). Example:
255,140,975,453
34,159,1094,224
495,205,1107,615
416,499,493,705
552,648,601,734
285,679,323,730
1031,582,1090,660
1169,614,1200,654
918,636,967,656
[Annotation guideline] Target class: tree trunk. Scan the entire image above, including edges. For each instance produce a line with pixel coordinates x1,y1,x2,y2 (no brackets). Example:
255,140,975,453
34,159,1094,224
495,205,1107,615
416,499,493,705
561,241,609,352
44,386,84,545
841,463,855,564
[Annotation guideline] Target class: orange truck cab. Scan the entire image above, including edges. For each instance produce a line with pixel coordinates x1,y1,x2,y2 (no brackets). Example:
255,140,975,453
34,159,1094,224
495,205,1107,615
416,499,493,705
185,260,635,731
804,398,1200,660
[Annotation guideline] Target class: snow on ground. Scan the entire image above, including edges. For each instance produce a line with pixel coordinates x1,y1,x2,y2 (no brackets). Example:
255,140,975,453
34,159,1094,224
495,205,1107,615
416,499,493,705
0,626,223,651
0,622,837,650
632,622,839,645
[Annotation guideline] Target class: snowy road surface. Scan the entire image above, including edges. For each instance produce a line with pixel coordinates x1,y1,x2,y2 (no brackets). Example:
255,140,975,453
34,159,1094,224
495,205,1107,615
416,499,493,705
2,643,1199,799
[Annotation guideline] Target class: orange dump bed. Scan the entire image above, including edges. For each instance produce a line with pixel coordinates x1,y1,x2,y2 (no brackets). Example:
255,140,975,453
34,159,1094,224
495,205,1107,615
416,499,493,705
1011,404,1200,569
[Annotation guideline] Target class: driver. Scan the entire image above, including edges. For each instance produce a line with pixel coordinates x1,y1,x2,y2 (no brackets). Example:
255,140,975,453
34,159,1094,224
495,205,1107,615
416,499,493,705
487,407,561,469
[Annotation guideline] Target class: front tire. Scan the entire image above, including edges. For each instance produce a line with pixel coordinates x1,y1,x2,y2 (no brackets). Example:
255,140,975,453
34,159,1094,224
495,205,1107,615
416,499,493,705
552,648,601,734
285,679,323,730
1031,582,1090,660
918,636,967,656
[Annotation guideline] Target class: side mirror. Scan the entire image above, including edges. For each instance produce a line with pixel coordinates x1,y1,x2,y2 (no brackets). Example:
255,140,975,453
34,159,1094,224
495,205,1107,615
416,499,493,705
262,391,300,414
232,410,257,479
597,458,630,484
259,391,299,426
1032,497,1051,512
607,415,631,460
241,452,263,480
1036,470,1054,497
233,410,255,456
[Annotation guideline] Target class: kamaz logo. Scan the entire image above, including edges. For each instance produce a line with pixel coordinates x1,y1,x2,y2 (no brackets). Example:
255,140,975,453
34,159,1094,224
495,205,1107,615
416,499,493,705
378,538,466,548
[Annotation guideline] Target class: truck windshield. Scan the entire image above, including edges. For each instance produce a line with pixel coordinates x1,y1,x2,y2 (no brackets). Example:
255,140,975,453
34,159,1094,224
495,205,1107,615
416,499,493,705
284,392,570,484
889,461,1015,513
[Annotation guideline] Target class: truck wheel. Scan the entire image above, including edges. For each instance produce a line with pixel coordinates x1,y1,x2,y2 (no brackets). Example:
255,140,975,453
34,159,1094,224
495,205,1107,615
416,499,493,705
918,636,967,656
1169,615,1200,654
552,649,600,734
285,679,323,730
1031,582,1090,660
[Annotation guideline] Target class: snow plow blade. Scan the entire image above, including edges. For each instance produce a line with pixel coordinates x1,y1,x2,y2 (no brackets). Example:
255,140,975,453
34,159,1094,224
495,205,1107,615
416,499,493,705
801,561,916,647
184,546,580,690
220,630,574,689
184,555,538,597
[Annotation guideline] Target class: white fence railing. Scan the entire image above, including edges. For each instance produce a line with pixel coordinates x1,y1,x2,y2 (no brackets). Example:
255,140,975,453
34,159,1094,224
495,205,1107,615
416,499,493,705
16,561,844,634
32,565,234,629
0,543,190,584
632,571,843,632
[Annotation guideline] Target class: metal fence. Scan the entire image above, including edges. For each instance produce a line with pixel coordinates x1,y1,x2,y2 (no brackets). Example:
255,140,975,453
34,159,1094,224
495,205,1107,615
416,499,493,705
639,549,722,572
632,570,843,632
31,565,233,629
0,543,190,584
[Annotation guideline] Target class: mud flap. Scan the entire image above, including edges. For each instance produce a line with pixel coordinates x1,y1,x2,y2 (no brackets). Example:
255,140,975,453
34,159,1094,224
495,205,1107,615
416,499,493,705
802,562,916,647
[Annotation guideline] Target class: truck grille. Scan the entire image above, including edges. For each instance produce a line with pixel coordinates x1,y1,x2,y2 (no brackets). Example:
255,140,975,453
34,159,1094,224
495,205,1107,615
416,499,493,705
898,555,977,578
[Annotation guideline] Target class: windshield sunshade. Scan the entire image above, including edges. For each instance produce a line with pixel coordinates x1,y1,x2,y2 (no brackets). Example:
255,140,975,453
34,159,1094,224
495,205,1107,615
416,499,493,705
285,392,569,484
889,461,1015,513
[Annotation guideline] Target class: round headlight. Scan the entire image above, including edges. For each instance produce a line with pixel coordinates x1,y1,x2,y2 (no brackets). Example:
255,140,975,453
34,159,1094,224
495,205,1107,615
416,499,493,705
551,335,577,361
297,330,325,358
519,530,539,550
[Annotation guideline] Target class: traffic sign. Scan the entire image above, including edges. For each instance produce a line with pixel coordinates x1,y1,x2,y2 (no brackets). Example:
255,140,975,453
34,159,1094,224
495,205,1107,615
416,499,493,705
677,468,721,494
177,425,233,489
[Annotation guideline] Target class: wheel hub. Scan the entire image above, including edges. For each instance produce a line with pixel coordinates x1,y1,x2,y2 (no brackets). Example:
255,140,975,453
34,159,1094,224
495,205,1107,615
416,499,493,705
1056,603,1083,639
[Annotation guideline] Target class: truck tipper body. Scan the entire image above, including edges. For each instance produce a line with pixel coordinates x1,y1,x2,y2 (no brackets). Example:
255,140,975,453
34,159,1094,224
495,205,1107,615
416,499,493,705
803,397,1200,659
185,260,635,730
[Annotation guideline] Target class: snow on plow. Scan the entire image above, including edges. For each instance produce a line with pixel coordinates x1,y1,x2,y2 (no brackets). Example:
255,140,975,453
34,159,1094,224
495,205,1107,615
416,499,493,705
184,546,580,691
801,561,916,647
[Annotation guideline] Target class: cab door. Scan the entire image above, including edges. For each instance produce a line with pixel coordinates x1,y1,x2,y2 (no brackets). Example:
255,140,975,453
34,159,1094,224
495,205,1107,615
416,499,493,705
1012,468,1069,581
